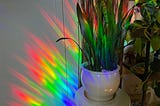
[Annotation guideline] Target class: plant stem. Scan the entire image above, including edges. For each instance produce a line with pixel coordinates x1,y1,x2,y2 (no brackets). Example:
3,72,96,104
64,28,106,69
141,41,150,105
144,41,150,79
119,38,125,88
141,82,146,106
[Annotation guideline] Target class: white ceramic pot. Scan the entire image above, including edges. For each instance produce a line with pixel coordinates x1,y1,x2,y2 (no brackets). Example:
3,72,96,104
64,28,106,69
81,66,120,101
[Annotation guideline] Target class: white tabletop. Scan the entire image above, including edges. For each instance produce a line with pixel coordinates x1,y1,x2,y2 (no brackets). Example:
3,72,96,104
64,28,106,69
75,87,131,106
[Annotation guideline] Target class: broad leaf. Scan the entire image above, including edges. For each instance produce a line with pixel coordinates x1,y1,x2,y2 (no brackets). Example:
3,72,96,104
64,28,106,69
151,35,160,51
131,20,144,28
135,38,142,55
157,10,160,24
140,2,157,22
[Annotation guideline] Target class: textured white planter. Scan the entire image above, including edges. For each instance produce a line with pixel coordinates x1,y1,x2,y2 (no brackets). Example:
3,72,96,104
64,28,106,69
81,66,120,101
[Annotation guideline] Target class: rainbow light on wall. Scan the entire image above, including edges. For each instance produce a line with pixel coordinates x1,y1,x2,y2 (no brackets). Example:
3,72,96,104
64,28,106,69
10,0,81,106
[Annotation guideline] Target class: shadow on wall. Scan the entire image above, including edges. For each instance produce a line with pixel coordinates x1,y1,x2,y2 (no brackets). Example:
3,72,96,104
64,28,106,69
9,0,81,106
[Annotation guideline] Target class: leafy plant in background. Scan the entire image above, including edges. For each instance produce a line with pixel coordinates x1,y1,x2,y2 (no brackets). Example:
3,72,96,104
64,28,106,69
57,0,134,72
126,0,160,104
128,0,160,81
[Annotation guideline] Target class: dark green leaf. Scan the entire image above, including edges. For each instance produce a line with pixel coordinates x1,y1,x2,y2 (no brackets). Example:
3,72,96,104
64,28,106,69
157,10,160,24
56,37,91,64
135,38,142,55
140,2,157,22
56,37,69,42
132,20,144,28
151,35,160,51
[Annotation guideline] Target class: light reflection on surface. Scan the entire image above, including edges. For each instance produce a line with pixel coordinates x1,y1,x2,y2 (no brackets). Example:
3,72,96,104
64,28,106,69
10,0,80,106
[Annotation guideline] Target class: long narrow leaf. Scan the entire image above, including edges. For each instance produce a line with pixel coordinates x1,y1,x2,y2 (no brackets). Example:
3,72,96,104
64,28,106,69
56,37,90,63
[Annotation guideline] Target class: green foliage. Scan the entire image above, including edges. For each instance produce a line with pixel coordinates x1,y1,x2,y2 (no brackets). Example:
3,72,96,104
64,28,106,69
126,0,160,97
157,10,160,23
129,0,160,53
151,35,160,50
75,0,134,71
135,38,143,55
57,0,134,71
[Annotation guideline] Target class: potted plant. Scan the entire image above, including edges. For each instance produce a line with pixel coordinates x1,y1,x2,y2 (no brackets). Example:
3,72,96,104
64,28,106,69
125,0,160,105
57,0,134,101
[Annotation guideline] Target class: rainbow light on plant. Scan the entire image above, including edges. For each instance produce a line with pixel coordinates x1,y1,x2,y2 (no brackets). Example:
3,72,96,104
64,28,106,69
10,0,81,106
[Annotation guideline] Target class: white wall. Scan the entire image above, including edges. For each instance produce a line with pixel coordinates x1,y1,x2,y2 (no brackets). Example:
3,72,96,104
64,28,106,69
0,0,79,105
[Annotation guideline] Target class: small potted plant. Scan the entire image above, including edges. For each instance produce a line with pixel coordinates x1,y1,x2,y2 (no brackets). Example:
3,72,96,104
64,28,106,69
57,0,134,101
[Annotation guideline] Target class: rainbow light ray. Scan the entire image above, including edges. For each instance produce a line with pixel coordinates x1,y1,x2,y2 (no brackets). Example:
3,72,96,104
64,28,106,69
10,34,78,106
39,2,80,55
10,0,81,105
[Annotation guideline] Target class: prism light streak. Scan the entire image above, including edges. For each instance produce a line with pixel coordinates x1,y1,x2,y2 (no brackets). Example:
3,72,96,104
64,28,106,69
64,0,78,28
11,34,78,106
11,84,42,106
40,7,79,55
10,0,80,105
